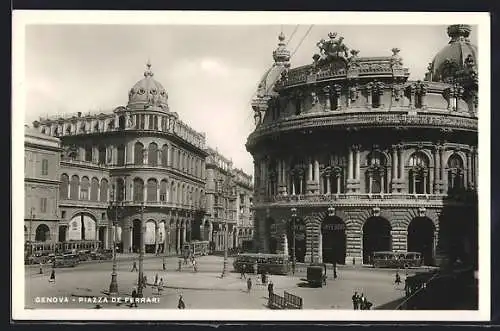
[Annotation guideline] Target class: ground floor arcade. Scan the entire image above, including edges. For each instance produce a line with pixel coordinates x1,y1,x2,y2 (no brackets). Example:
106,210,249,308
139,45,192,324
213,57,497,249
253,204,478,267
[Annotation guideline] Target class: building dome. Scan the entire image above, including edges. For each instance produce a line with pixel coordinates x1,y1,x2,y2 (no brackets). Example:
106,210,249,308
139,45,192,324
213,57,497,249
428,25,477,82
127,61,169,111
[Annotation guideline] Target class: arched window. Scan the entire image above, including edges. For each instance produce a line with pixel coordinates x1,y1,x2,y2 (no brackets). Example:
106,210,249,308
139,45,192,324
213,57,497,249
267,160,278,197
85,146,93,162
365,151,387,194
35,224,51,242
60,174,69,199
117,144,125,166
170,147,175,168
447,154,465,192
177,149,181,169
148,143,158,166
408,152,430,194
177,183,181,204
160,180,168,202
70,175,79,200
116,178,125,202
98,145,106,165
90,177,99,201
161,144,169,167
147,178,158,202
133,178,144,202
170,181,175,203
199,189,204,207
134,142,144,165
100,179,108,202
80,177,90,200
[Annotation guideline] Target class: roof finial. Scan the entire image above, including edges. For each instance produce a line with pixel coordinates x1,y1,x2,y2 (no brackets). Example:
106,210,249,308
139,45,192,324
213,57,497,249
144,59,154,77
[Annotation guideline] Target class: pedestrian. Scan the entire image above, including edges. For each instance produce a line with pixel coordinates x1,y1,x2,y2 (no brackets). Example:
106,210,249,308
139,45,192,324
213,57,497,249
395,271,401,285
158,278,164,295
143,275,148,288
178,259,182,271
162,258,166,271
267,280,274,298
352,291,360,310
241,264,246,279
360,293,367,310
261,272,266,285
131,287,138,308
333,262,338,279
192,259,198,273
131,261,138,272
39,262,43,275
154,273,159,286
177,294,186,309
253,261,258,275
49,269,55,283
247,277,252,293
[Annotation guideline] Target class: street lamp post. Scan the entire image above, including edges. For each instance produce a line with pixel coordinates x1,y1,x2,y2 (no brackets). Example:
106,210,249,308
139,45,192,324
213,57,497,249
137,202,145,297
291,207,297,276
108,200,121,295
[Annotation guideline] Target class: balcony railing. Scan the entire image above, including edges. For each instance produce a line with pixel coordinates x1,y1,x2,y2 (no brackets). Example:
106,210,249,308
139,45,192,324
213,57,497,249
257,193,450,204
59,198,206,211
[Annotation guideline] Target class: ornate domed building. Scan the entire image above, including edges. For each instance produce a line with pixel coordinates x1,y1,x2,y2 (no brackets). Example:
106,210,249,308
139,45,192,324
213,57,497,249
246,25,478,267
31,62,210,255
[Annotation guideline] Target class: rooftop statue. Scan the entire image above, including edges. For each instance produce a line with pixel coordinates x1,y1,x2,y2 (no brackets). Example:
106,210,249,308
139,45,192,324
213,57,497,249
315,32,350,63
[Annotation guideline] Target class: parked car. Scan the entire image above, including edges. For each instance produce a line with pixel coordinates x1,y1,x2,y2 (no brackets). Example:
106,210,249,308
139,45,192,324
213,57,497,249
91,249,113,260
77,250,92,262
306,263,327,287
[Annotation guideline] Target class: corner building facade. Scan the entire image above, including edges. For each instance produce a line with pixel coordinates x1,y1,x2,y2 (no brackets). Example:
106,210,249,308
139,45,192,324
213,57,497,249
34,63,208,255
246,26,478,267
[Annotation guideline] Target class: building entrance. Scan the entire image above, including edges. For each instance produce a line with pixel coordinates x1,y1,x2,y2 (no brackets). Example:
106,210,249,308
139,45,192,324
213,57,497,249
321,216,346,264
362,216,392,264
407,217,435,265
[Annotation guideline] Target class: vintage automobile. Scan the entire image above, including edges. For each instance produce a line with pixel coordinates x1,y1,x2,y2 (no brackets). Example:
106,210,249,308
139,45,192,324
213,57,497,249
91,249,113,260
53,253,79,268
306,263,327,287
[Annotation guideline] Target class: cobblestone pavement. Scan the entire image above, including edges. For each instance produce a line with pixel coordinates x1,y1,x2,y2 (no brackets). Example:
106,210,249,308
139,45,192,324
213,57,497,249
25,255,414,310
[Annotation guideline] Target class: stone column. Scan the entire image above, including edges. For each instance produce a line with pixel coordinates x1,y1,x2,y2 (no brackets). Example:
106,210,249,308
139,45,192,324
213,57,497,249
182,224,187,244
440,146,447,192
368,174,373,193
176,225,181,253
154,224,159,254
355,147,360,180
209,223,213,242
318,230,323,263
128,226,133,253
144,115,150,130
398,146,405,181
474,147,478,187
326,177,331,194
433,147,440,193
429,166,434,195
164,222,169,254
314,159,320,182
348,148,354,180
391,146,398,191
103,226,109,249
308,159,313,182
467,150,473,188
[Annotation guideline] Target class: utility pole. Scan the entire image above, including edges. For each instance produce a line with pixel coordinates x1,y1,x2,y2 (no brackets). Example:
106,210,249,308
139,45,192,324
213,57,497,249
137,202,145,297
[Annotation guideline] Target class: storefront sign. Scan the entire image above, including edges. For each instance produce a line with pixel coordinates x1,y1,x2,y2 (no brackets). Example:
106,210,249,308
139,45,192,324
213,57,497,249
322,223,345,231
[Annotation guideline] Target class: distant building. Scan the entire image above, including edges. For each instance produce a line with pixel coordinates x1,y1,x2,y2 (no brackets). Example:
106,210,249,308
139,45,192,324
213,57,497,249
246,25,478,267
203,148,254,252
24,126,62,246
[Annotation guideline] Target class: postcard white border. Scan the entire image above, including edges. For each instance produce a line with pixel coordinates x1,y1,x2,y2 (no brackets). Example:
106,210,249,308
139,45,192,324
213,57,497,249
12,10,491,321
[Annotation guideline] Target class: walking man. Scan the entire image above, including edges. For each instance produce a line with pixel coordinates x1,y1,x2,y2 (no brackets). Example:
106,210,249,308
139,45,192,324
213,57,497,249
267,280,274,298
360,293,367,310
49,269,56,283
177,294,186,309
240,264,246,279
131,261,138,272
157,278,164,295
131,287,138,308
352,291,360,310
395,271,402,286
247,277,252,294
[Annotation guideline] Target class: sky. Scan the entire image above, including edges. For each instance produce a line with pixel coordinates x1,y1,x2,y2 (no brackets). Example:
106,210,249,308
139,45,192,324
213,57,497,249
24,24,478,176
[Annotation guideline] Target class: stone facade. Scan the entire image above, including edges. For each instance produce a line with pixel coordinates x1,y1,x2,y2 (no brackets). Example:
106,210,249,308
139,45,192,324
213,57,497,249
246,26,478,267
24,126,62,245
203,148,254,252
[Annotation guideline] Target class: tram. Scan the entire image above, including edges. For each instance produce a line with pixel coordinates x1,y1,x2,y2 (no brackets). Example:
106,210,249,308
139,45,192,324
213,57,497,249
233,253,290,275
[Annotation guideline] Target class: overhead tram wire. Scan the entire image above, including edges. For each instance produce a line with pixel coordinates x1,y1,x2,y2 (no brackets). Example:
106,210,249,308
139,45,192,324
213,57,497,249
286,25,300,47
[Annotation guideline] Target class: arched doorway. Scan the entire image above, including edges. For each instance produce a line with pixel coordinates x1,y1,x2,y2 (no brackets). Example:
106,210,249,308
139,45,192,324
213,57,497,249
98,227,106,247
132,219,141,253
35,224,50,242
68,214,96,241
144,220,156,253
407,217,435,265
287,217,306,263
321,216,346,264
362,216,392,264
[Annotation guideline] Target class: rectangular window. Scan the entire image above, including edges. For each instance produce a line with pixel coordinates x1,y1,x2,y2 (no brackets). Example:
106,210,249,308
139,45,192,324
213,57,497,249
41,159,49,176
40,198,47,213
102,213,106,220
160,193,166,201
61,211,66,219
